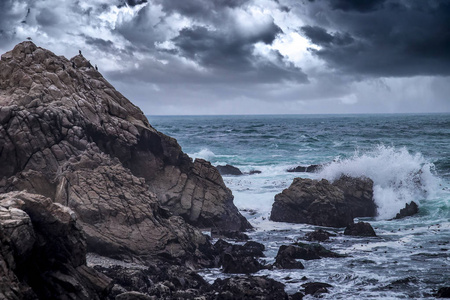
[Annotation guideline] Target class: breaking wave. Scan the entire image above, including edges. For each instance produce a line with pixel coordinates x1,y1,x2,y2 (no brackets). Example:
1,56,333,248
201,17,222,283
318,145,439,219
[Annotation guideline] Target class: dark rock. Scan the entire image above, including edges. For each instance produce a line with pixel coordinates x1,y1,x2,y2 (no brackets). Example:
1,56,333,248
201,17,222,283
304,229,336,242
344,221,377,237
248,170,262,175
216,164,243,176
0,191,112,300
302,282,332,295
208,276,289,299
287,164,320,173
394,201,419,219
0,41,250,264
214,239,266,274
436,287,450,298
275,242,343,268
115,292,153,300
270,176,376,227
290,292,305,299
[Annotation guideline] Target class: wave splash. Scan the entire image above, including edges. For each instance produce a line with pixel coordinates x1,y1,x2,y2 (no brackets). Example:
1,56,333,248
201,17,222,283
318,145,438,219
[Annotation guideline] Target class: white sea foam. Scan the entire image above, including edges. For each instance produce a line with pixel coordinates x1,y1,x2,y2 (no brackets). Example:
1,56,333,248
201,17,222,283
189,148,216,161
318,145,439,219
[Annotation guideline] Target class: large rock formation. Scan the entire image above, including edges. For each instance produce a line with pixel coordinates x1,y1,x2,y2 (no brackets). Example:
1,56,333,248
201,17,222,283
0,42,250,261
0,191,111,300
270,176,376,227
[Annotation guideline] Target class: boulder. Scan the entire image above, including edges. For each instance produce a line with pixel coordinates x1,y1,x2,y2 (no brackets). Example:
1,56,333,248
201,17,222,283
0,42,250,263
435,287,450,298
214,239,266,274
275,242,343,268
216,164,243,176
270,176,376,227
302,282,332,296
208,276,289,299
394,201,419,219
287,165,320,173
344,222,377,237
0,191,111,300
304,229,336,242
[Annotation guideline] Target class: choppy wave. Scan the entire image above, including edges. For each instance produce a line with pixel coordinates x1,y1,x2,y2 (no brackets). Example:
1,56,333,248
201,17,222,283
318,145,439,219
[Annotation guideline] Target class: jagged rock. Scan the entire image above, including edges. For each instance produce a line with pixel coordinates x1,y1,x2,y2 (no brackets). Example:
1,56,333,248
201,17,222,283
302,282,332,296
435,287,450,298
274,242,343,269
394,201,419,219
0,191,111,300
216,164,243,176
0,42,250,262
304,229,336,242
270,176,376,227
208,276,289,300
287,165,320,173
115,292,153,300
214,239,266,274
344,222,377,237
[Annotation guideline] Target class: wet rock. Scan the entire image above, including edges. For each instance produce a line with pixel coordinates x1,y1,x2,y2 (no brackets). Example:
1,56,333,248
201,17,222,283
344,221,377,237
0,41,250,264
302,282,332,296
394,201,419,219
0,191,111,300
214,239,266,274
275,242,343,269
270,176,376,227
435,287,450,298
287,165,320,173
115,292,153,300
290,292,305,299
247,170,262,175
304,229,336,242
216,164,243,176
208,276,289,299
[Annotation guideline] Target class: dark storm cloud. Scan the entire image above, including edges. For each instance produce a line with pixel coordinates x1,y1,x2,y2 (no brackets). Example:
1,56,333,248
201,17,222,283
84,36,115,53
299,0,450,77
172,23,281,68
329,0,386,12
154,0,249,19
35,8,59,26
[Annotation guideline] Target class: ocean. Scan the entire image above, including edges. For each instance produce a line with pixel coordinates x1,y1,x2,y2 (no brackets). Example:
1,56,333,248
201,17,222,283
147,114,450,299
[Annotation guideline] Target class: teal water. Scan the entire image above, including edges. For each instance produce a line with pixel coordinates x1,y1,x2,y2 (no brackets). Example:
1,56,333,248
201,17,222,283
148,114,450,299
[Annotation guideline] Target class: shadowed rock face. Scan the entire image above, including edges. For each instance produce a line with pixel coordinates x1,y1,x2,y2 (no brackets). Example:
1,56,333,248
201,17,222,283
0,42,250,260
270,176,376,227
0,191,111,300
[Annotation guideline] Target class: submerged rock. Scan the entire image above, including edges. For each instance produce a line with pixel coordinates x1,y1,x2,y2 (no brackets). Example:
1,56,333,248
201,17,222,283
302,282,332,296
344,221,377,237
216,164,244,176
394,201,419,219
287,164,321,173
435,287,450,298
214,239,266,274
304,229,336,242
208,276,289,299
0,42,250,263
270,176,376,227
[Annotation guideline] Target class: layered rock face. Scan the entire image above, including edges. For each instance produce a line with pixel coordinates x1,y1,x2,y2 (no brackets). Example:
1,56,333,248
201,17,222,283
0,42,249,260
0,191,111,300
270,176,376,227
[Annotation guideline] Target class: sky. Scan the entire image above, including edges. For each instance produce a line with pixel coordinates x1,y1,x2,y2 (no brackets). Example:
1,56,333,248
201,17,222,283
0,0,449,115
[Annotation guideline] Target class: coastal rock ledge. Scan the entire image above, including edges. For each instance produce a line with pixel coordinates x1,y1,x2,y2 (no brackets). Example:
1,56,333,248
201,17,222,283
270,176,376,227
0,41,250,262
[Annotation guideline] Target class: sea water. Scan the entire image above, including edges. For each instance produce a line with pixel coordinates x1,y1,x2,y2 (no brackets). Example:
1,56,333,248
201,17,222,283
148,114,450,299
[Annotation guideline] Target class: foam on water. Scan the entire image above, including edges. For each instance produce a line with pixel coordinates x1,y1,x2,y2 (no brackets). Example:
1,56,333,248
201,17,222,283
318,145,439,219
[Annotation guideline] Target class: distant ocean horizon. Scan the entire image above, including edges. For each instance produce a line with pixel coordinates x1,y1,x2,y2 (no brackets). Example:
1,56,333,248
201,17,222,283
147,113,450,299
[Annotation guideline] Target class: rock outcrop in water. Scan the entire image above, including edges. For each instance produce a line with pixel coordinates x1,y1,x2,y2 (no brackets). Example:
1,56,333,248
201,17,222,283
0,42,250,261
270,176,376,227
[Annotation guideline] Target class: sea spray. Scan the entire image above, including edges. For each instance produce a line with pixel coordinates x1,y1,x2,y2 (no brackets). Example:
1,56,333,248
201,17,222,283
318,145,439,219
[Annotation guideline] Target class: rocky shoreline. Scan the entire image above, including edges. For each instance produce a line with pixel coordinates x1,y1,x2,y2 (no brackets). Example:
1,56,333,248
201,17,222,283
0,42,447,299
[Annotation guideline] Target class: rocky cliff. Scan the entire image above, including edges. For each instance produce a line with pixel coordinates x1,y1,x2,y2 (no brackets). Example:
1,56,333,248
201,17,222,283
0,42,250,261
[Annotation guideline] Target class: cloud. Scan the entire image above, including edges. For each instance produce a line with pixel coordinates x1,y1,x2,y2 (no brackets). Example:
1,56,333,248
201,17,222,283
299,0,450,77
